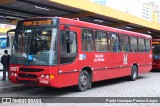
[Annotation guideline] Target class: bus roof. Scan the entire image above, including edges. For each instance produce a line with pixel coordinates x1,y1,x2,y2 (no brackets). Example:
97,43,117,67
59,17,152,39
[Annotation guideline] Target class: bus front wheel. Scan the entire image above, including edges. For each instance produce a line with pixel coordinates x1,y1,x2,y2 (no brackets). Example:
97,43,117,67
130,65,138,81
76,70,90,92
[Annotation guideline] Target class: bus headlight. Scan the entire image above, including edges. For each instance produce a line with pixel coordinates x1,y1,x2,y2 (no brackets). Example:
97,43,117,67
45,75,49,79
40,74,54,79
40,74,45,78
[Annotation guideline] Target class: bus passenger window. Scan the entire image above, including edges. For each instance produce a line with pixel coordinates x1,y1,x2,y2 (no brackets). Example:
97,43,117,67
82,29,94,52
145,39,150,52
120,35,129,52
138,38,145,52
95,32,108,52
109,33,120,52
130,37,138,52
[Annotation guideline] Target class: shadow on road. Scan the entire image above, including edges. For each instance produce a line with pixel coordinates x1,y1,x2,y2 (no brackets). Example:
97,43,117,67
92,76,145,89
150,69,160,73
23,76,146,97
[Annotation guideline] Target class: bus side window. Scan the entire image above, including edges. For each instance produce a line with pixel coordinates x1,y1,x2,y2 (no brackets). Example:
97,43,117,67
109,33,120,52
82,29,94,52
145,39,150,52
130,37,138,52
95,32,108,52
138,38,145,52
120,34,129,52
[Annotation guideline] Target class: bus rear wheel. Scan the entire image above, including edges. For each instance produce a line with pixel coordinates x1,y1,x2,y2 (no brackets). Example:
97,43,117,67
130,65,138,81
76,70,90,92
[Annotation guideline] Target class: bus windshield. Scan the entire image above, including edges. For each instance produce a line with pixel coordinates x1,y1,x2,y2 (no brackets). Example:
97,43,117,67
153,45,160,59
10,27,58,65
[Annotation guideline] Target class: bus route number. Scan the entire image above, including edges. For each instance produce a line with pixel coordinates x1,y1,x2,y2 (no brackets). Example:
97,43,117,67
10,67,19,72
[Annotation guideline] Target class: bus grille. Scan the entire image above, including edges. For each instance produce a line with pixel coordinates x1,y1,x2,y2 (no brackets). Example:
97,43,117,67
20,68,44,72
18,80,38,85
18,73,38,79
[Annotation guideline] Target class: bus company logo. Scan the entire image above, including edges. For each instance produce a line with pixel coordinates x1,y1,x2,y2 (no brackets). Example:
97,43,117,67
10,67,19,72
123,54,128,64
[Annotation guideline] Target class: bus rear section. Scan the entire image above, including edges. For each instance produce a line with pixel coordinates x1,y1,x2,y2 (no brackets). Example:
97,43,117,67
152,39,160,70
9,17,152,91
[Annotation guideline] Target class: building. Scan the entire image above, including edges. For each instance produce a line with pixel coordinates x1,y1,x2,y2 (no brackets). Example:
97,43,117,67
90,0,160,23
142,2,160,23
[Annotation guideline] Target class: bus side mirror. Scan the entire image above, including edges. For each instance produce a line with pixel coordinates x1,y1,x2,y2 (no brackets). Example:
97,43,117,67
68,32,74,44
64,25,74,44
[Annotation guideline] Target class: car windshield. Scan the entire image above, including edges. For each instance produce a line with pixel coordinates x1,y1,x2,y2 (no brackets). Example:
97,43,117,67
10,27,58,65
153,45,160,59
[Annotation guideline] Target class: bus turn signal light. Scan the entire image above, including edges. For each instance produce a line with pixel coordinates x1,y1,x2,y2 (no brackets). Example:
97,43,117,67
50,75,54,79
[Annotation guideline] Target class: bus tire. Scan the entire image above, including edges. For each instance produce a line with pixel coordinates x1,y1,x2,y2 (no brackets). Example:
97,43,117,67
130,65,138,81
76,70,90,92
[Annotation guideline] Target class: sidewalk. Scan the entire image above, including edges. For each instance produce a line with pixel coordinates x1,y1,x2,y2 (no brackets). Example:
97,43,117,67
0,71,27,92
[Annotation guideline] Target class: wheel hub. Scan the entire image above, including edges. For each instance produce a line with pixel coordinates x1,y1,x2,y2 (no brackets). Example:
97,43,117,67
80,75,88,87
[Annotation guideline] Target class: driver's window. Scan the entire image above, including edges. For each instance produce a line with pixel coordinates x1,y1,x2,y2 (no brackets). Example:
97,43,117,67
60,30,77,64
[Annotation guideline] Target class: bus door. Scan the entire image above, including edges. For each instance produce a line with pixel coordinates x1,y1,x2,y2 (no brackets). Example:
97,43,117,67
59,26,79,86
93,31,109,81
107,33,122,78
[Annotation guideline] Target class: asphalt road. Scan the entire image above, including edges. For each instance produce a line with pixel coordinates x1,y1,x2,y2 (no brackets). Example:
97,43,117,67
0,70,160,106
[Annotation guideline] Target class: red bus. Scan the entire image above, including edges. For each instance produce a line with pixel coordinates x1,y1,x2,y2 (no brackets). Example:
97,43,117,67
8,17,152,91
152,39,160,70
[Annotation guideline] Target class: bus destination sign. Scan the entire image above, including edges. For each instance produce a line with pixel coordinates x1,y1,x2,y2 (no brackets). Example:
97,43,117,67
23,19,52,27
153,41,160,45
